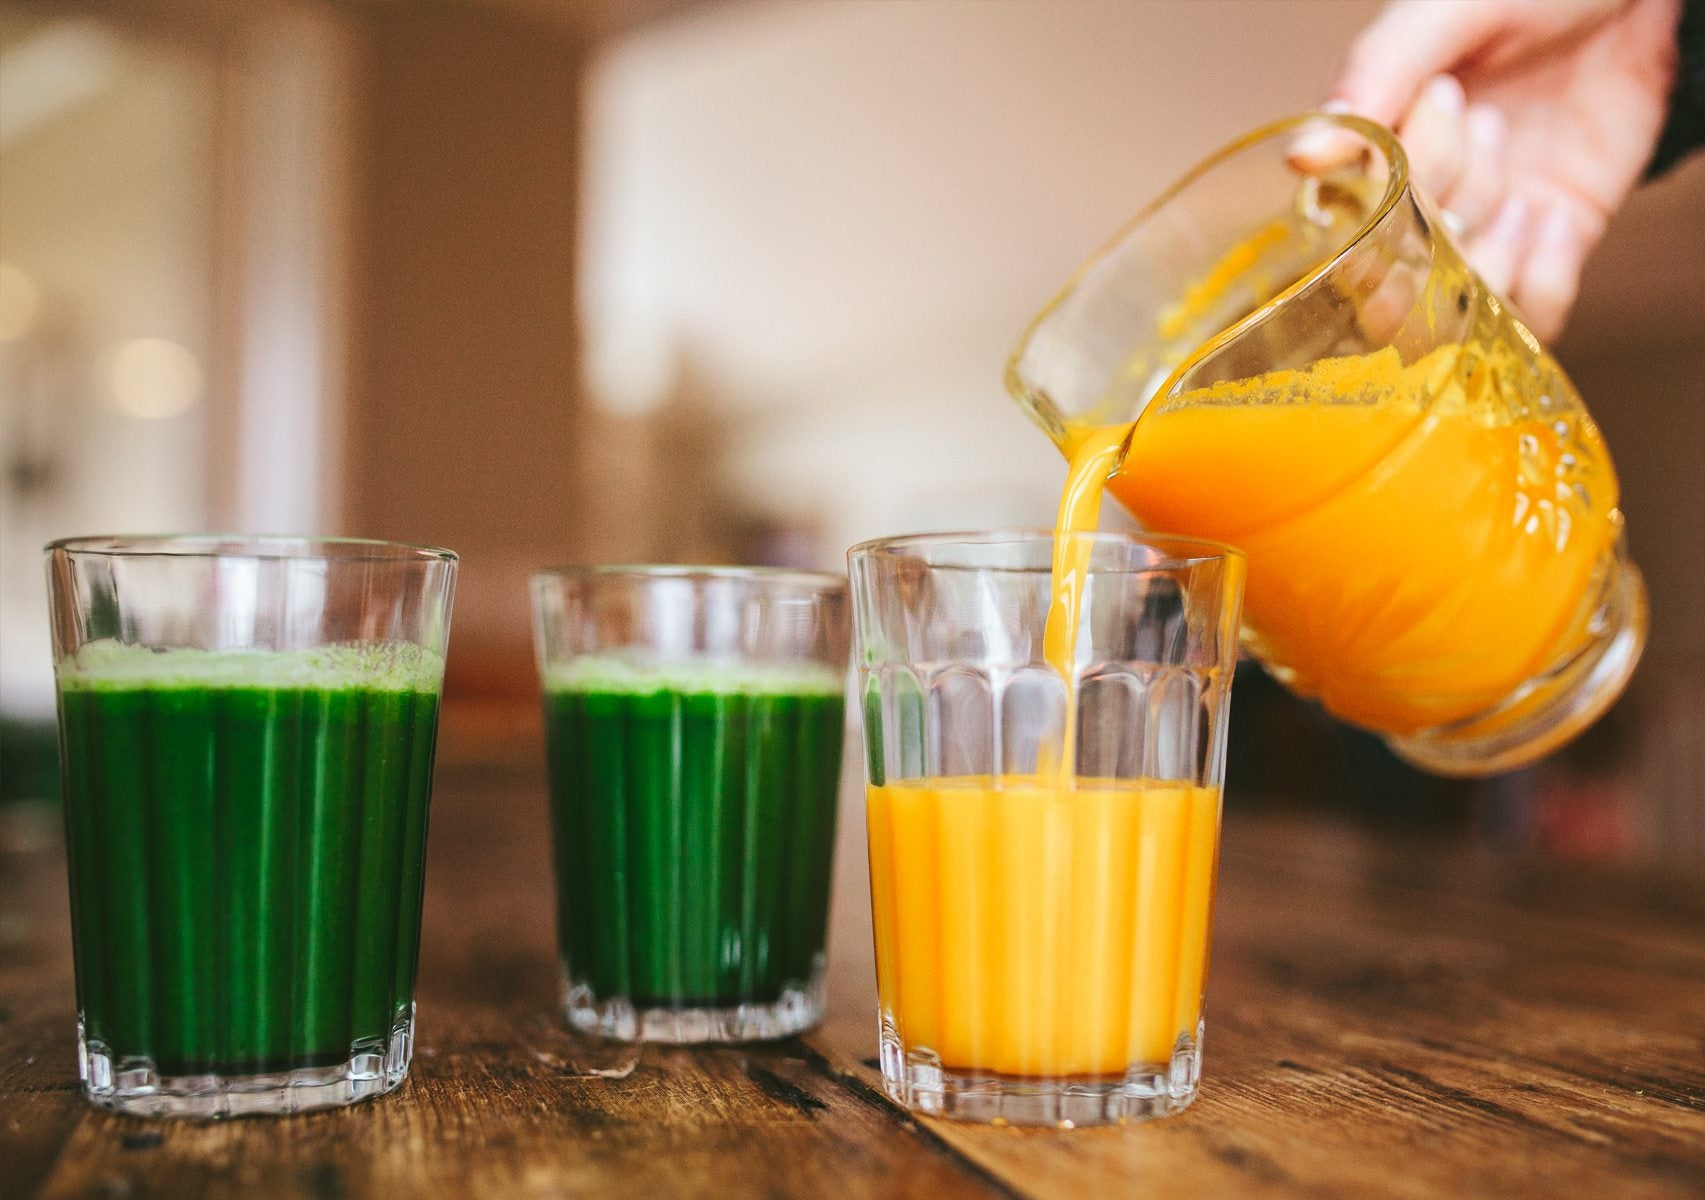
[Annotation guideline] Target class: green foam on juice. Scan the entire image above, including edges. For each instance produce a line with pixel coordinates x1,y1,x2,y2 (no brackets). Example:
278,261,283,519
543,654,843,698
59,640,445,694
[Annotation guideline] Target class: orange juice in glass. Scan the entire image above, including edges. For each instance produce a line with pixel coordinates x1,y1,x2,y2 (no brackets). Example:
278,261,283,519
850,531,1243,1125
1009,113,1645,776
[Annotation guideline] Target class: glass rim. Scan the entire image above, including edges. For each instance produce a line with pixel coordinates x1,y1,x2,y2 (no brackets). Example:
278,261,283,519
847,528,1243,571
44,534,458,564
1004,110,1409,421
533,562,847,592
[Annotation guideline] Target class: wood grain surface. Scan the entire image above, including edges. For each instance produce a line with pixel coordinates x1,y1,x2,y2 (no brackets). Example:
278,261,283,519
3,763,1702,1199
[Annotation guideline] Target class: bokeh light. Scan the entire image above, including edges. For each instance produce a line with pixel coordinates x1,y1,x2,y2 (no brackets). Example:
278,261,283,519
107,337,203,420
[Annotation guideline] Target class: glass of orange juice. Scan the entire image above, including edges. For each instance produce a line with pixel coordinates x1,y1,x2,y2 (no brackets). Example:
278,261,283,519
1007,112,1646,776
849,530,1244,1125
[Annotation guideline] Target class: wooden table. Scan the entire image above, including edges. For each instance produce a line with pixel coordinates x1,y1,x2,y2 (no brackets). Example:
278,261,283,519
4,763,1703,1199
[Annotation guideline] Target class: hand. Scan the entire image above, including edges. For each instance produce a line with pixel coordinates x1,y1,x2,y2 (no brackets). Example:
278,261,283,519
1326,0,1680,341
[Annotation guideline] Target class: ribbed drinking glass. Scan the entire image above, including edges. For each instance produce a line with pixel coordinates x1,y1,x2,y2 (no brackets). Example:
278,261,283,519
532,566,848,1043
47,534,457,1118
850,530,1244,1125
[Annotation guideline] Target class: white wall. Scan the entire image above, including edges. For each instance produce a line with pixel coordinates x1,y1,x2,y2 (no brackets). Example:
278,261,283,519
579,0,1388,560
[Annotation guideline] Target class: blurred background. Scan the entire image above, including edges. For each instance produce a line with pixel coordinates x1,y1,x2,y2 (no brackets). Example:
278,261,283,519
2,0,1703,863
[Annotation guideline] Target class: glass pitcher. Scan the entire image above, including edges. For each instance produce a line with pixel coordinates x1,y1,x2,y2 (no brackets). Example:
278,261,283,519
1006,112,1646,777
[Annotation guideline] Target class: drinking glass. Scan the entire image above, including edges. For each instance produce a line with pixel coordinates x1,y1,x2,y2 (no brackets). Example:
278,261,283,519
532,566,848,1043
1006,112,1646,776
46,534,457,1118
849,530,1244,1125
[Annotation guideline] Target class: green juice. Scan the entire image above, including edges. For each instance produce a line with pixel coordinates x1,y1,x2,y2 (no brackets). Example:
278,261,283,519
543,660,844,1019
56,642,443,1077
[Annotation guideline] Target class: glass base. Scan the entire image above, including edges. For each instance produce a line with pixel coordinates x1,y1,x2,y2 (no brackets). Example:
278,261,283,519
564,956,827,1044
1388,549,1648,777
78,1007,414,1119
878,1020,1203,1126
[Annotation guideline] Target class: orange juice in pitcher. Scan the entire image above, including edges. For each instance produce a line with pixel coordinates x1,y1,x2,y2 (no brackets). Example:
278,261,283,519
1011,112,1645,776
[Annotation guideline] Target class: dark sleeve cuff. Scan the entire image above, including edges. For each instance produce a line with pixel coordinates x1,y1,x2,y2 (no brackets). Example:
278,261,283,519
1649,0,1705,177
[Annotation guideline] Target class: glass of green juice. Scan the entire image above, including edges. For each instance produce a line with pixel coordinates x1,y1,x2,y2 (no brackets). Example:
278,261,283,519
46,535,457,1118
531,565,849,1043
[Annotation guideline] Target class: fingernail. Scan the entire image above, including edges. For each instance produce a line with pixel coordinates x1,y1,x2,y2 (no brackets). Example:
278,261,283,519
1424,74,1466,116
1488,194,1530,238
1535,205,1575,249
1291,120,1360,165
1466,104,1505,151
1291,129,1338,160
1321,98,1354,115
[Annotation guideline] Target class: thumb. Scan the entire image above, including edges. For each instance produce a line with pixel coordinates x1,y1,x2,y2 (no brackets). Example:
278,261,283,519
1330,0,1506,123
